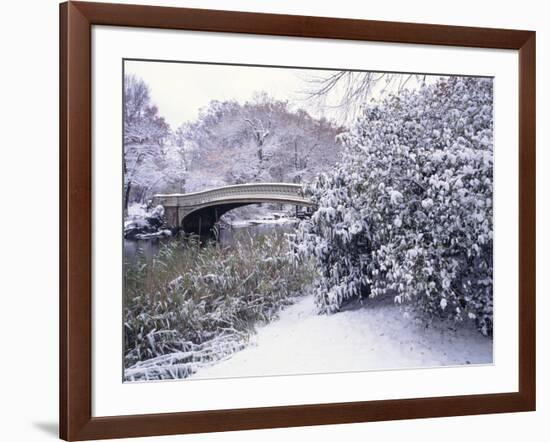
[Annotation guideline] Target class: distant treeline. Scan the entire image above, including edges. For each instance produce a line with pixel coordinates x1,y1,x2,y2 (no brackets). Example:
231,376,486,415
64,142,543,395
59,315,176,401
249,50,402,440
123,76,344,211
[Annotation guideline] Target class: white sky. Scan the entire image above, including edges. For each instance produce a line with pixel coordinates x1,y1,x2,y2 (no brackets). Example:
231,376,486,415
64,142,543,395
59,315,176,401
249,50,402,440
124,60,446,130
125,59,330,129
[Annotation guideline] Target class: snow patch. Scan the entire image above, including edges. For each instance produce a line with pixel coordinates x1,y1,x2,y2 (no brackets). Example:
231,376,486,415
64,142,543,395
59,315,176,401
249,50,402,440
193,294,493,379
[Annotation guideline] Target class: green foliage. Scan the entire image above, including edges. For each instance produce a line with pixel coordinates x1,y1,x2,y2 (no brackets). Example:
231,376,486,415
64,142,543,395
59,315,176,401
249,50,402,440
124,232,316,380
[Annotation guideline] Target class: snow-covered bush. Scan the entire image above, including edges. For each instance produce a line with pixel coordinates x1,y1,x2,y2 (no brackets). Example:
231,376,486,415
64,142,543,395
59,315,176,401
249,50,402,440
296,77,493,335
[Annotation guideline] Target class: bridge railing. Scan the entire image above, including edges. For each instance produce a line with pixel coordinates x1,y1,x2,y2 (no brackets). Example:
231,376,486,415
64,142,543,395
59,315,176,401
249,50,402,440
153,183,308,208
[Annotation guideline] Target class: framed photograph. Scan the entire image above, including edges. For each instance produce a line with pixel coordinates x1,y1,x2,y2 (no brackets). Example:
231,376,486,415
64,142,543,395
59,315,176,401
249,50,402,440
60,1,536,440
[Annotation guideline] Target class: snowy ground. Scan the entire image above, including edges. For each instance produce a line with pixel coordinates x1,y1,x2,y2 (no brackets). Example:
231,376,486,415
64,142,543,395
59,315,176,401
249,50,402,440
192,294,493,379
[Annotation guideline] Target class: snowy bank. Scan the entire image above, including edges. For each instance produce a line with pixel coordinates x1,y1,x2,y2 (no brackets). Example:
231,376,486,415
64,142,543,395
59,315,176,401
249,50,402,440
124,204,169,239
193,294,493,379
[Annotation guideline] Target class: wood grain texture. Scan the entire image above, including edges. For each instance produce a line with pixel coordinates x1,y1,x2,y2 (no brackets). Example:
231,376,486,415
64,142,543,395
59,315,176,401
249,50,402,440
518,34,536,409
60,2,92,440
59,1,536,440
74,1,531,49
59,4,68,438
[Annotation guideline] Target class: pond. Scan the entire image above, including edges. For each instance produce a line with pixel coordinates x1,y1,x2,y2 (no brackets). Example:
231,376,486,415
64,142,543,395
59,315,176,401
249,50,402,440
123,220,298,263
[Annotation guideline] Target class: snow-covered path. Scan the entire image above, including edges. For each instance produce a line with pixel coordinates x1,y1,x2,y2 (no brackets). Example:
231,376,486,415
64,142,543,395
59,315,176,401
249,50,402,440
193,294,493,379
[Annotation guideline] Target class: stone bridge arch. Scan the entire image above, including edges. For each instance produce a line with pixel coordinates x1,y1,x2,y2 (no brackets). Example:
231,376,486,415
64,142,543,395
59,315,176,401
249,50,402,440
152,183,315,236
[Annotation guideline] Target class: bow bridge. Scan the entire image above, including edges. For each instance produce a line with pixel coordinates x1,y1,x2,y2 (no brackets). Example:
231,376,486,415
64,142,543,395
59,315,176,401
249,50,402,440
152,183,315,235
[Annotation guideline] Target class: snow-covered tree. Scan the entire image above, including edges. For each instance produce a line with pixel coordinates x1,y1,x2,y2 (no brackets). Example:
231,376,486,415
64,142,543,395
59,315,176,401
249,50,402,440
178,95,343,191
124,75,171,209
296,76,494,335
304,71,431,124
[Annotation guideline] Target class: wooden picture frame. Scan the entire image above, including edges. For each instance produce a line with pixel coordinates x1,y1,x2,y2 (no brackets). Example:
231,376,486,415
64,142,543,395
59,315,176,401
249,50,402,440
59,1,536,440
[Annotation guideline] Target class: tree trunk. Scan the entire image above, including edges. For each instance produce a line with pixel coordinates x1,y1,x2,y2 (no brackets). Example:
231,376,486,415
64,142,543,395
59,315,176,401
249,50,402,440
124,181,132,212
